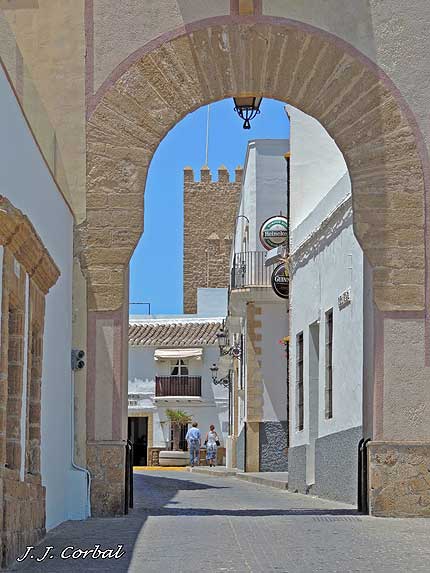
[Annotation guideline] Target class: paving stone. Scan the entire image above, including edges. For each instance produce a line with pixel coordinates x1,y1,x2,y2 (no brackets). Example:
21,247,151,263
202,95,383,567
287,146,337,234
9,470,430,572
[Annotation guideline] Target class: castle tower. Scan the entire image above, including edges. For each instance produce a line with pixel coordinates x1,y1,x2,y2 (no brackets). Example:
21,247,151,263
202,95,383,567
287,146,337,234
183,165,243,314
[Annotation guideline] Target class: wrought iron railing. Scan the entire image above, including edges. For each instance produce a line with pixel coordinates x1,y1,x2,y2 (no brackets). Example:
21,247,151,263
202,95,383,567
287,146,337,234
155,376,202,397
230,251,272,289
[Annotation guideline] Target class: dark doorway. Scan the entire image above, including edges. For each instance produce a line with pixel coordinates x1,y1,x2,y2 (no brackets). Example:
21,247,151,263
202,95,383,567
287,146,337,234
170,423,188,451
128,417,148,466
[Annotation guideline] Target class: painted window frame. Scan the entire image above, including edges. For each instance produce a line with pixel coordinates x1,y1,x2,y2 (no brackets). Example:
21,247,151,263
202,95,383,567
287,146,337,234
169,359,189,376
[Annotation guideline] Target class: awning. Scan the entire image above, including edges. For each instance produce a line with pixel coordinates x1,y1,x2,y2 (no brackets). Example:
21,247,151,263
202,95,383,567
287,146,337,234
154,348,203,361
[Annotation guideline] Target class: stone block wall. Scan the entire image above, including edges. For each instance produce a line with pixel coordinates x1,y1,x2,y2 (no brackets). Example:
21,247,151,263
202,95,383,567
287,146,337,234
0,251,46,568
1,476,45,566
259,421,289,472
183,165,242,314
87,443,125,517
368,442,430,517
0,198,60,568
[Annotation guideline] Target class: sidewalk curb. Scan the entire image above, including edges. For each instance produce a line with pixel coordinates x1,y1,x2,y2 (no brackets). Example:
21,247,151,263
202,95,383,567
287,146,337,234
188,467,238,477
189,466,289,490
236,473,288,490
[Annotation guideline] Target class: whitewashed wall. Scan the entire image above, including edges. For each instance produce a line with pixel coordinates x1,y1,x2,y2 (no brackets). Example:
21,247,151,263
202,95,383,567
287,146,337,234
234,139,289,254
289,167,363,448
260,302,289,421
286,105,349,239
0,66,86,528
128,344,229,446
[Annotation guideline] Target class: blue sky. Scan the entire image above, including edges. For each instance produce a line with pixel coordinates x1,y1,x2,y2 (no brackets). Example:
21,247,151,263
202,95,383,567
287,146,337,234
129,98,290,315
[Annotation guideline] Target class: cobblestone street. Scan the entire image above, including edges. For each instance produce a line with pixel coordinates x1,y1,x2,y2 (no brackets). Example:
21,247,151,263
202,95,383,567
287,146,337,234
9,470,430,573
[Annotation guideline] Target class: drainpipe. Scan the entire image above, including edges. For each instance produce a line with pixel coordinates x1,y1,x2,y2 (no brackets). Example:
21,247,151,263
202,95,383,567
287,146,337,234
71,370,92,517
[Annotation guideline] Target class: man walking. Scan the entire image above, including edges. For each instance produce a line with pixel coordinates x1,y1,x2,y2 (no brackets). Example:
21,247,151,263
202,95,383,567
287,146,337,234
185,422,201,467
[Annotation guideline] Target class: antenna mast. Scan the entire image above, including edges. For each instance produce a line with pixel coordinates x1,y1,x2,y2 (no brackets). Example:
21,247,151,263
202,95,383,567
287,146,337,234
205,104,210,165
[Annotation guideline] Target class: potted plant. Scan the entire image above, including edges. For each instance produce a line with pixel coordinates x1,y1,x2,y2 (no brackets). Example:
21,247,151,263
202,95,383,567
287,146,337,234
159,409,192,467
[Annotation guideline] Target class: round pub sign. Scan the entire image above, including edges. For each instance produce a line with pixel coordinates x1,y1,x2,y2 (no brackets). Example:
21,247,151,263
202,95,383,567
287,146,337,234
271,263,289,299
259,216,289,250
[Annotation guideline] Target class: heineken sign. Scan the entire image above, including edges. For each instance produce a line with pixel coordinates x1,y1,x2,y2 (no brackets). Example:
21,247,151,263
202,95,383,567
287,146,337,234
271,263,289,299
259,215,289,250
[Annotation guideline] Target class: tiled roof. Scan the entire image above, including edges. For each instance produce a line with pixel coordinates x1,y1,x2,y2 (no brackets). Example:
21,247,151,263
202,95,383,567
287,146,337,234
129,317,223,347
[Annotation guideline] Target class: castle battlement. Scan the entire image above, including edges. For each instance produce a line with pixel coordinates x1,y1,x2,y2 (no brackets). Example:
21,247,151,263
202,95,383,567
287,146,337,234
183,165,243,184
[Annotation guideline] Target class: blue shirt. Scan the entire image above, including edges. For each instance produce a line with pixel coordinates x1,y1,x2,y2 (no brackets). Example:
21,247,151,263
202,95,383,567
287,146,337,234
185,427,201,442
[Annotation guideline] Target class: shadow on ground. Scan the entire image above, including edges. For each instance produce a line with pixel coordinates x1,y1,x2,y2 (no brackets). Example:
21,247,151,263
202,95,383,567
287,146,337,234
10,471,359,572
9,472,229,572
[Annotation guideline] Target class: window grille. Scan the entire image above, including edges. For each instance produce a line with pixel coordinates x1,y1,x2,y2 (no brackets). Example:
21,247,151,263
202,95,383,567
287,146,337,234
296,332,304,431
325,309,333,419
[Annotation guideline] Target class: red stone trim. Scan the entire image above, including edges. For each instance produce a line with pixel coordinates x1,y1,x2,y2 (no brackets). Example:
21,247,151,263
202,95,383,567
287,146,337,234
230,0,239,15
87,307,126,442
111,309,124,440
373,308,384,440
86,310,97,442
85,0,94,118
382,311,425,320
254,0,262,15
15,49,24,101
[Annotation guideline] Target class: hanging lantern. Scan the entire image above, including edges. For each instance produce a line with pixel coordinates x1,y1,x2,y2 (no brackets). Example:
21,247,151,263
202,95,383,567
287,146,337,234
233,96,263,129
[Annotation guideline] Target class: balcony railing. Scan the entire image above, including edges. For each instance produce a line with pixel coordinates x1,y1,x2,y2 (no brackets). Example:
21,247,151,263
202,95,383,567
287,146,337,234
230,251,272,289
155,376,202,397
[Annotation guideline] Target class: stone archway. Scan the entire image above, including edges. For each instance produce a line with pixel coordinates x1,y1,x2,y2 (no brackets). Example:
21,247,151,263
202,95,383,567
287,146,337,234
82,20,429,517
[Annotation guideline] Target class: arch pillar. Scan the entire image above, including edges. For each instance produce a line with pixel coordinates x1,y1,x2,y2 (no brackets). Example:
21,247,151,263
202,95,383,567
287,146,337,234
84,264,130,516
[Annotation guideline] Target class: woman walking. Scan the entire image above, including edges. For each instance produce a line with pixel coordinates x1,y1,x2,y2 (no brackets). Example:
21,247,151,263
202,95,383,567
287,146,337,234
205,424,220,467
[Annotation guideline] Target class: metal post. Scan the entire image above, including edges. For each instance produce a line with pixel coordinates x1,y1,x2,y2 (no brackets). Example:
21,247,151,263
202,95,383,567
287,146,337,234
128,439,134,509
124,441,130,515
358,438,371,513
357,438,364,512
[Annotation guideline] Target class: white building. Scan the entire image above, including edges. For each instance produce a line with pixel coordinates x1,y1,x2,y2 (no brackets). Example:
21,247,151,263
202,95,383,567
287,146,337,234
227,139,290,472
287,105,363,503
128,293,230,465
0,61,86,565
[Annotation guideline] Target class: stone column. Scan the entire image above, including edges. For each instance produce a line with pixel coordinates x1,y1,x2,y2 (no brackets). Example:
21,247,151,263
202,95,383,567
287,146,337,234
361,258,430,516
86,265,129,517
366,311,430,517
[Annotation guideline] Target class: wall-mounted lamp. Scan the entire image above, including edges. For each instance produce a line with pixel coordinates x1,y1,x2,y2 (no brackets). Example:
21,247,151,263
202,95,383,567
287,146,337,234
210,364,231,387
216,324,242,358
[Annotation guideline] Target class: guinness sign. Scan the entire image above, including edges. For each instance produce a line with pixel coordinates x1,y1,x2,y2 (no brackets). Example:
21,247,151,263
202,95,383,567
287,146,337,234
259,216,289,250
271,263,289,299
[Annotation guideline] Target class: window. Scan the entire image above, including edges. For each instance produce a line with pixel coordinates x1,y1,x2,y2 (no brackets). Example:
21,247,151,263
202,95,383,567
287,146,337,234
296,332,304,431
170,359,189,376
325,309,333,419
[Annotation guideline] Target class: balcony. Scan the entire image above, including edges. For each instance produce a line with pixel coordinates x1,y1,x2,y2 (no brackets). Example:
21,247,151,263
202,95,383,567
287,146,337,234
230,251,272,289
155,376,202,398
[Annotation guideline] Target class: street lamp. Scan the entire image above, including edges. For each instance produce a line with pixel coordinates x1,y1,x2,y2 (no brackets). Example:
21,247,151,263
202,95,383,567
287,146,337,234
233,96,263,129
216,327,228,352
210,364,231,387
216,323,241,358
